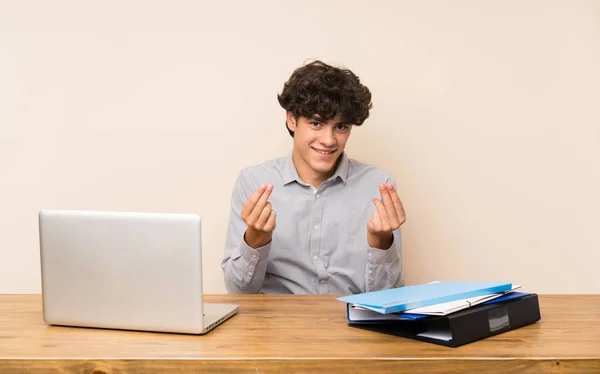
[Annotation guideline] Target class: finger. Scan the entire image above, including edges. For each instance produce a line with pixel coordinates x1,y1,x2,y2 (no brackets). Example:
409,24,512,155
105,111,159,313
246,184,273,224
254,203,272,229
373,198,391,232
379,184,400,228
263,210,277,232
366,209,379,233
372,209,381,229
386,183,406,225
241,184,267,219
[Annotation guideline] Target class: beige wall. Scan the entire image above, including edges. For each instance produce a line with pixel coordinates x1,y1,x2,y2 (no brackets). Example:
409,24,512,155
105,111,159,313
1,0,599,294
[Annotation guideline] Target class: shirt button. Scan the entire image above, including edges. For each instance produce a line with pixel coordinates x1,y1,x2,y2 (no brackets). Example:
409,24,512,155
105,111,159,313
319,280,326,284
313,256,318,261
369,270,373,275
368,252,373,257
316,194,320,198
314,225,319,230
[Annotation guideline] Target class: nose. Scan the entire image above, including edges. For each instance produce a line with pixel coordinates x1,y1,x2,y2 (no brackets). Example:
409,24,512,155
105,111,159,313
319,128,336,148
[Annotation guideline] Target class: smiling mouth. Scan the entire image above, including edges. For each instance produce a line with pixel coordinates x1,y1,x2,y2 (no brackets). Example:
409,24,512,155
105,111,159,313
312,147,336,155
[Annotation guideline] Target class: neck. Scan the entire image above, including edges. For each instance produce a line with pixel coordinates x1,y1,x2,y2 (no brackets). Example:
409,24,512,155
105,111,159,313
292,152,341,189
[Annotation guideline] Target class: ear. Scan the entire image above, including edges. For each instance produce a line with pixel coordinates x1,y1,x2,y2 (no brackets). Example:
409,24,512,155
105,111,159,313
286,111,297,132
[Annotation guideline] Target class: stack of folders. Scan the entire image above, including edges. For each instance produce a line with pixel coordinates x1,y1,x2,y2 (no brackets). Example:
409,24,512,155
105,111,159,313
337,281,541,347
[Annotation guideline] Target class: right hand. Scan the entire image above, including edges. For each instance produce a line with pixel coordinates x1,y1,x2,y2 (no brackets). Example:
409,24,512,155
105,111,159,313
241,184,276,248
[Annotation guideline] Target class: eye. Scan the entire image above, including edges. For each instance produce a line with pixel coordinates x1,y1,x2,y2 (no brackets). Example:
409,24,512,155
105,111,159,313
336,124,350,132
310,122,322,128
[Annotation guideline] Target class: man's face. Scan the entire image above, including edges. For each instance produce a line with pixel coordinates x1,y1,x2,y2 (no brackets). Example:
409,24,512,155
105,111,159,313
287,112,353,180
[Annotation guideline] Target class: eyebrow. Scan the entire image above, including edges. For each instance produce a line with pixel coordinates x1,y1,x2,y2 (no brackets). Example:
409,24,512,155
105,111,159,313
308,116,351,126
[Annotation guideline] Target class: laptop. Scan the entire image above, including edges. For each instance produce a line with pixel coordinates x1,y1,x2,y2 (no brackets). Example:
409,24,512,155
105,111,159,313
38,209,238,334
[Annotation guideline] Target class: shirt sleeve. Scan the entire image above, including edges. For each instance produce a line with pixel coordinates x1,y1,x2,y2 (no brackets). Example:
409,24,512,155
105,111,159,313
221,171,271,294
364,176,405,292
365,229,404,292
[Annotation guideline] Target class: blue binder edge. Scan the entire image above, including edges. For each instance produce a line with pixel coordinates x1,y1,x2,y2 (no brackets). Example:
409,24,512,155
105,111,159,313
338,282,513,314
346,304,428,322
346,292,531,324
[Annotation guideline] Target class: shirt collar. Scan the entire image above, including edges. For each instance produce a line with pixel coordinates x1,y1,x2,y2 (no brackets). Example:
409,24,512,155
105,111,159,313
282,152,301,185
282,151,350,186
332,151,350,184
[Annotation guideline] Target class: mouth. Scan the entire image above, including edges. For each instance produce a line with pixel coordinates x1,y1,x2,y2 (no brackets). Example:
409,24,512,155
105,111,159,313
312,147,337,156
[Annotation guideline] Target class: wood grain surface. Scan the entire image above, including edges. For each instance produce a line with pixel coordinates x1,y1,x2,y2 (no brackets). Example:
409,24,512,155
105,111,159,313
1,294,598,373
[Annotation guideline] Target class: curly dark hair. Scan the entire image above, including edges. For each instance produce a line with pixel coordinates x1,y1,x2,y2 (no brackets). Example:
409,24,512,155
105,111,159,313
277,60,373,137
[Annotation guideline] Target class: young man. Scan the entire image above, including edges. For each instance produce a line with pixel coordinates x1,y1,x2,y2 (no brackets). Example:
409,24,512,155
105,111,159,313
221,60,406,294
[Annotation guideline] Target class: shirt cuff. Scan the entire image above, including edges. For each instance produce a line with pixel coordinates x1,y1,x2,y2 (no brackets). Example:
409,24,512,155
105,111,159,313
367,238,400,265
240,238,272,263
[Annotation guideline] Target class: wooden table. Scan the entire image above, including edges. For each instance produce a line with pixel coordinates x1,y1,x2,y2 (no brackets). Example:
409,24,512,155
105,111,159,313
1,294,599,373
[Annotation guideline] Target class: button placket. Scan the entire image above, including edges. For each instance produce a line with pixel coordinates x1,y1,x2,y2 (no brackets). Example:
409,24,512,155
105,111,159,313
311,186,328,293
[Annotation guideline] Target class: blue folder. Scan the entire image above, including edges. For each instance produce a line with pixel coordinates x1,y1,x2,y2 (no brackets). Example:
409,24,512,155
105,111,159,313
346,292,531,323
337,281,513,314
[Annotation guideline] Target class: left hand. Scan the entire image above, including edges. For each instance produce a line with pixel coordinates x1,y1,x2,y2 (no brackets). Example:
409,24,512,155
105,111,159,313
366,183,406,249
